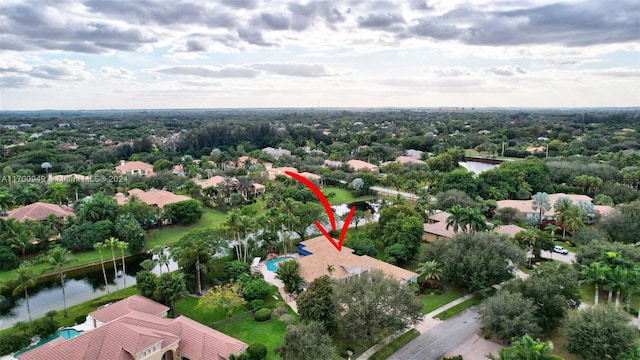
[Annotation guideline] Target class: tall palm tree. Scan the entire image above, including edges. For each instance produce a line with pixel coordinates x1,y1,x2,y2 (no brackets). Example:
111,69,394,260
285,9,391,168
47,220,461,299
29,221,53,245
445,204,467,234
609,266,629,310
106,237,120,292
67,179,83,202
581,262,609,306
553,198,573,237
152,246,164,274
224,210,242,260
117,241,128,288
47,247,74,317
0,188,14,215
238,215,254,263
466,207,488,233
416,260,442,288
12,263,36,321
93,242,110,297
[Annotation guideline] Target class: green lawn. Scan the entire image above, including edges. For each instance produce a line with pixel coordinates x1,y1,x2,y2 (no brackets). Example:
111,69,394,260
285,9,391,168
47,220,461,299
0,208,227,283
580,284,640,310
434,297,481,320
213,309,296,360
323,187,377,205
418,286,467,314
369,329,420,360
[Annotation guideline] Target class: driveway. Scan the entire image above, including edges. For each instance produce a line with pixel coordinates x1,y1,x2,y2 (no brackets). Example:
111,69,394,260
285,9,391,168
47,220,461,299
540,249,576,264
388,308,499,360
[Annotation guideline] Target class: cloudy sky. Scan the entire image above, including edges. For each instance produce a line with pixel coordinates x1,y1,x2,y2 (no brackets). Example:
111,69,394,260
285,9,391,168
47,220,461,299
0,0,638,110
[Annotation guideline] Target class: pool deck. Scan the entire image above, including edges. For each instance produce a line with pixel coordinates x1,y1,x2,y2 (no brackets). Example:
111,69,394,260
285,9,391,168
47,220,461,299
259,254,300,313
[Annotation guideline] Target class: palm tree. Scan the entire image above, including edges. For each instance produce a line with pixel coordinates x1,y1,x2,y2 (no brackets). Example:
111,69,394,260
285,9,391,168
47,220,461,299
12,263,36,321
609,266,629,310
67,179,83,202
106,237,120,292
47,247,74,317
581,262,609,305
48,181,69,205
466,207,488,233
10,227,32,259
238,215,254,263
117,241,128,288
488,334,561,360
553,197,573,237
152,246,164,274
622,267,640,313
416,260,442,288
0,188,13,215
275,260,302,294
446,204,467,234
563,205,587,235
224,210,242,260
93,242,111,297
29,221,53,245
327,264,334,276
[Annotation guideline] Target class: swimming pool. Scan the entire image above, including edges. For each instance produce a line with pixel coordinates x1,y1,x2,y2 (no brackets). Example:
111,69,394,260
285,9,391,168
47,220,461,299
265,257,295,272
14,328,83,356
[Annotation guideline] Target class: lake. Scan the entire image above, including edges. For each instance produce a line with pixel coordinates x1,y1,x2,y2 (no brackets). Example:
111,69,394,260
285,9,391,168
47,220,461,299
0,252,177,330
459,160,499,175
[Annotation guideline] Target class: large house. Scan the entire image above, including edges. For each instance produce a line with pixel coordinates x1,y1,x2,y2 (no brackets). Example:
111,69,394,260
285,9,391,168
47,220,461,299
115,189,190,208
17,295,247,360
3,202,75,222
496,193,614,219
198,176,265,199
347,159,379,173
422,211,526,242
295,236,418,285
115,160,154,177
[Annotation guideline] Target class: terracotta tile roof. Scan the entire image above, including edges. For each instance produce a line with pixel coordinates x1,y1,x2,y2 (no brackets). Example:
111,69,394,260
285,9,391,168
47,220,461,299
4,202,75,222
423,212,456,238
114,189,191,208
497,193,595,217
493,224,527,238
296,236,418,284
115,161,154,175
347,159,379,172
395,156,426,165
200,175,226,188
89,294,169,324
18,296,247,360
299,172,321,181
267,167,298,180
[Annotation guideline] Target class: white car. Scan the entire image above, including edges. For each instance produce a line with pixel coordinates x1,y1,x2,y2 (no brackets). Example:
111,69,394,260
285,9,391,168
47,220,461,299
553,245,569,255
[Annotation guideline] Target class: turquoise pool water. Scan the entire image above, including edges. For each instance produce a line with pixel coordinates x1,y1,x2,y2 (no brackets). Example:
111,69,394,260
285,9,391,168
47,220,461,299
265,257,295,272
14,328,83,356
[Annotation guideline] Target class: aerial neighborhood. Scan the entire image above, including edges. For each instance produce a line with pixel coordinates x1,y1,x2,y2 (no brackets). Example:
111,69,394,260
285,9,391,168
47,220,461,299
0,109,638,360
1,0,638,358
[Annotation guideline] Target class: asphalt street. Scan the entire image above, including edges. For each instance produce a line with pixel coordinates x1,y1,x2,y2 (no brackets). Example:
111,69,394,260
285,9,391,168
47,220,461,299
387,308,481,360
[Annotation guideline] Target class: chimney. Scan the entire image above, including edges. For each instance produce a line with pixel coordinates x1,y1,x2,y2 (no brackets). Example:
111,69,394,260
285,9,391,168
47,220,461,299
120,160,125,166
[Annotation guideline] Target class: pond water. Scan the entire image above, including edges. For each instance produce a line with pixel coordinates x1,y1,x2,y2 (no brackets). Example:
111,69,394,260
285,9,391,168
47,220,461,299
459,160,499,175
0,252,177,330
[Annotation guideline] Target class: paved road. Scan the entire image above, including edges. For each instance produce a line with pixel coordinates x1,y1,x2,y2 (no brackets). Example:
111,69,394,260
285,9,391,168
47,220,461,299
388,308,481,360
540,249,576,264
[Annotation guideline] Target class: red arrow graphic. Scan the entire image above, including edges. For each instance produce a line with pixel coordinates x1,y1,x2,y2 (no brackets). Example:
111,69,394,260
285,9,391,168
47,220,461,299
285,171,355,251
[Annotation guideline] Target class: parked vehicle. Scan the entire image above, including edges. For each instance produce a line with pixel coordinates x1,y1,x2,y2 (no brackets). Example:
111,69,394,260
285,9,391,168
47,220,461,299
553,245,569,255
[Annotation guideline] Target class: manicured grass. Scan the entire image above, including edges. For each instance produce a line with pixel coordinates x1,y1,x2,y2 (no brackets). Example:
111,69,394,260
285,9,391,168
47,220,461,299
213,309,296,360
0,287,139,338
544,329,582,360
580,284,640,311
323,187,377,205
369,329,420,360
174,295,231,326
145,207,228,248
434,297,481,320
418,286,467,315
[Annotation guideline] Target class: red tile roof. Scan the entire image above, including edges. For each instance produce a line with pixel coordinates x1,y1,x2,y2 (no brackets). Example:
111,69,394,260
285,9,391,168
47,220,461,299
17,296,247,360
115,161,153,173
114,189,191,208
89,294,169,324
4,202,75,222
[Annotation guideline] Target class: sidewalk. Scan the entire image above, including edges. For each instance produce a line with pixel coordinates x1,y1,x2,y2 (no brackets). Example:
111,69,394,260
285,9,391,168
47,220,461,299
357,293,476,360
